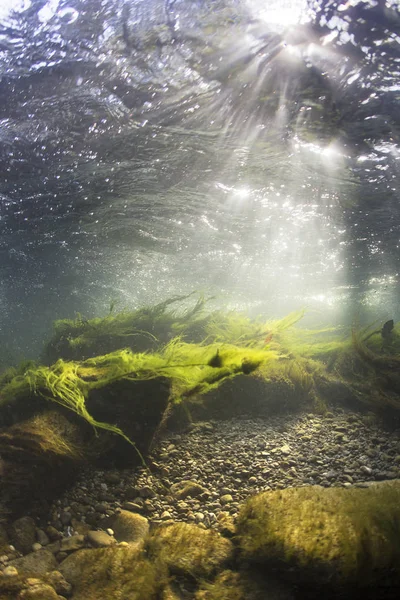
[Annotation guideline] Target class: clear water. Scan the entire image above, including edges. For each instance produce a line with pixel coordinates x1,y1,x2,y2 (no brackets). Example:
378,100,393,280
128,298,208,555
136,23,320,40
0,0,399,362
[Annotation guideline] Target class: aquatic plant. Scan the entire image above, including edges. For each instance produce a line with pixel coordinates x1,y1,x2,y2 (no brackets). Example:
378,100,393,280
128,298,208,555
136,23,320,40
0,342,279,454
43,292,212,362
204,309,305,348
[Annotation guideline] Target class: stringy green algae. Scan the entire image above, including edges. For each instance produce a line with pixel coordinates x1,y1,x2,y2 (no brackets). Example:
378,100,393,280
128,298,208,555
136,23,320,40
0,340,278,445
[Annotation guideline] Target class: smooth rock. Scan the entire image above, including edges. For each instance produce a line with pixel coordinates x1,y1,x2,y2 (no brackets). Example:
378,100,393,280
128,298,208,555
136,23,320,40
86,530,116,548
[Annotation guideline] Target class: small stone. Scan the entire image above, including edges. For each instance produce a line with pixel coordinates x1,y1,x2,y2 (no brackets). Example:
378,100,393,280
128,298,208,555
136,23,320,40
195,512,205,522
101,510,149,544
279,444,291,455
360,465,372,476
32,543,42,552
220,495,233,505
36,529,50,546
138,486,155,498
161,511,172,520
121,502,143,512
2,565,18,577
144,500,155,513
104,472,120,484
45,527,62,542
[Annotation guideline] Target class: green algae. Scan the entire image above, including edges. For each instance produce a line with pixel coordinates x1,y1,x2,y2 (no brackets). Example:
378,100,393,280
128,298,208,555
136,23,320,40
44,292,212,362
2,296,400,459
0,342,279,452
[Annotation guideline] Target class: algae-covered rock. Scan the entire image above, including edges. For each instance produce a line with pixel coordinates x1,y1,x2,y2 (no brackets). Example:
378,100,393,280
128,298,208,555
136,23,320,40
17,581,59,600
0,412,85,518
194,569,295,600
59,545,167,600
170,480,209,499
0,574,61,600
148,522,234,579
236,480,400,589
101,510,149,544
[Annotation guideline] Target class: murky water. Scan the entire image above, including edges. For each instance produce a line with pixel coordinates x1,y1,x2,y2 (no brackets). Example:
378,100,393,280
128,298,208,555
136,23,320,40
0,0,399,361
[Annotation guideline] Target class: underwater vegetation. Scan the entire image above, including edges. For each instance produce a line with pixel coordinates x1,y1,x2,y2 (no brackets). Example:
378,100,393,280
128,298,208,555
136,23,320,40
0,341,278,441
43,293,213,363
0,294,400,478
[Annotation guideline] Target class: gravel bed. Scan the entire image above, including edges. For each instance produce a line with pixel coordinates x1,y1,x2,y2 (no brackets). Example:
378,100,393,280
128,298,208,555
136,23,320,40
46,407,400,534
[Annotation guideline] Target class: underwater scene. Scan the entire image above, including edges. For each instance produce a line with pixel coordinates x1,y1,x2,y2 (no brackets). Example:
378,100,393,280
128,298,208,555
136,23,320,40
0,0,400,598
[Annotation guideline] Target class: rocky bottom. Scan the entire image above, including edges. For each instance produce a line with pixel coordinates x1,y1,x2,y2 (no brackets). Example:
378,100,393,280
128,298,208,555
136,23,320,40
44,406,400,536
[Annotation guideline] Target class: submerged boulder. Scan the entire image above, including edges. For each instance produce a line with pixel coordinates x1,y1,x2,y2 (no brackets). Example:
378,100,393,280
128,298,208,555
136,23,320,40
58,545,167,600
236,480,400,594
147,522,234,579
0,412,85,518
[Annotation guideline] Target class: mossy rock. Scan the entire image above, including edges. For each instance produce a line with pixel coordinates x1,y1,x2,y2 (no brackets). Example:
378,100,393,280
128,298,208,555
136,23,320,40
147,522,234,580
0,412,85,517
191,374,303,420
236,480,400,592
58,545,167,600
0,575,61,600
194,569,295,600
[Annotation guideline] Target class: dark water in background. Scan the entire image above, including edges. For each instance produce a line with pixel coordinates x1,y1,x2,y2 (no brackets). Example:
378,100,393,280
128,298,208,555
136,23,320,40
0,0,399,362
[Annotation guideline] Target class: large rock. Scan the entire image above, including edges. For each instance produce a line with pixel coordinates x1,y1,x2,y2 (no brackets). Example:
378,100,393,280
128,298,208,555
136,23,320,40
147,522,234,579
0,412,85,518
236,480,400,594
59,546,167,600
